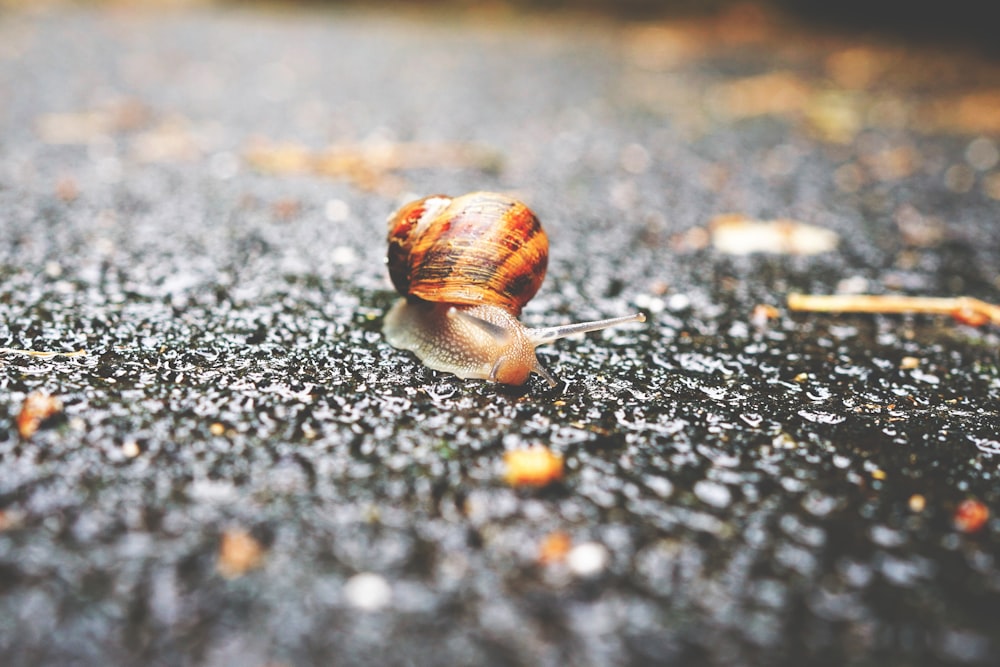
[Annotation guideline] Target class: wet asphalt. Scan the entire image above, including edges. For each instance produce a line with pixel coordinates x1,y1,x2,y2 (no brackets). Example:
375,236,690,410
1,3,1000,666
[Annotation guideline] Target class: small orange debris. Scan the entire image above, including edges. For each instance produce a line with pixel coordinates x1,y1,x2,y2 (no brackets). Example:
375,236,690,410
648,280,670,296
504,446,564,488
908,494,926,513
130,117,200,163
244,139,500,195
750,303,780,328
953,499,989,534
824,46,884,90
671,226,711,252
216,528,265,579
271,198,301,221
55,177,80,202
538,532,572,565
706,71,811,120
16,392,63,439
925,90,1000,135
951,306,990,328
0,510,23,532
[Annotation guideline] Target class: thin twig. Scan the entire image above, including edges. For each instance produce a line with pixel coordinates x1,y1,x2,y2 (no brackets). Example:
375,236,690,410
0,347,88,359
787,294,1000,326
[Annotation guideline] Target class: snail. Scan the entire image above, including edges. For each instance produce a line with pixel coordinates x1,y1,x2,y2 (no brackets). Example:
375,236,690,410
382,191,645,386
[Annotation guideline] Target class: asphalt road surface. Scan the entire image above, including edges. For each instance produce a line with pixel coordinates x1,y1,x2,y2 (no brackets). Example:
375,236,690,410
1,3,999,665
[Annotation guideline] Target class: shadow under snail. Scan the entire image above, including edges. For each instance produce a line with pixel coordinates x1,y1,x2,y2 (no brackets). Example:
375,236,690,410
382,191,645,386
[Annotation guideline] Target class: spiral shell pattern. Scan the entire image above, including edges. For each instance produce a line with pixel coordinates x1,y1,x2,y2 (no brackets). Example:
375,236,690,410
386,192,549,315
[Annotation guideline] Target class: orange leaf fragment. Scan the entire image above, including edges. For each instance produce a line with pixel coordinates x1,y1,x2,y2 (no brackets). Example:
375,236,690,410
504,446,564,488
953,499,989,534
16,392,63,439
951,306,990,328
750,303,781,328
0,509,24,532
538,532,572,565
216,528,265,579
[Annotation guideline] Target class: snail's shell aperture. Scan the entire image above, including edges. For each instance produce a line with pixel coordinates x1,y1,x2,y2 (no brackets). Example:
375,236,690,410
386,192,548,316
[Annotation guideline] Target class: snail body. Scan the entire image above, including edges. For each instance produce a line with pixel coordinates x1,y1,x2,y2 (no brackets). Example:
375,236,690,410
383,192,645,386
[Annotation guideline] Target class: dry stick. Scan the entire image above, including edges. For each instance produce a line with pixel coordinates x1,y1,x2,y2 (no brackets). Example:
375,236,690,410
0,348,88,359
787,294,1000,326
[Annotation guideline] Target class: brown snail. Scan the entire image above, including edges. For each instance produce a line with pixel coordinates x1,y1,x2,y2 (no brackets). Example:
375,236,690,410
382,191,645,386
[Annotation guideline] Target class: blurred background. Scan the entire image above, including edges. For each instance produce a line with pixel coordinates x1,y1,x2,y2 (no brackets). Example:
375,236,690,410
2,1,1000,666
3,0,998,51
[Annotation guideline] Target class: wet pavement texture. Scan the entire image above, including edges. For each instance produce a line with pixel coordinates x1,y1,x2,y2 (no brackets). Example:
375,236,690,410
2,4,1000,666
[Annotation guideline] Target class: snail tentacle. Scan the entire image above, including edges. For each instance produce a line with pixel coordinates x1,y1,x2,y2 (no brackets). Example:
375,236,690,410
527,312,647,346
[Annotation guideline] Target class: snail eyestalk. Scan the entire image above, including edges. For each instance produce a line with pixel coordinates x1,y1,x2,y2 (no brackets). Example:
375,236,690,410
527,312,646,346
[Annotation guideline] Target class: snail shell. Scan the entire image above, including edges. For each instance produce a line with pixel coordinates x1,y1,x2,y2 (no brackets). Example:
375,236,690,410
386,192,548,315
383,192,645,386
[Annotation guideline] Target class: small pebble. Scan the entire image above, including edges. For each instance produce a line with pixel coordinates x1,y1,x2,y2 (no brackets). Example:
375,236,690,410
344,572,392,611
666,293,691,311
330,245,357,266
325,198,351,222
694,480,732,509
567,542,609,577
